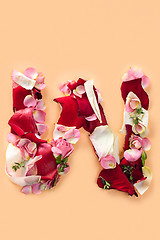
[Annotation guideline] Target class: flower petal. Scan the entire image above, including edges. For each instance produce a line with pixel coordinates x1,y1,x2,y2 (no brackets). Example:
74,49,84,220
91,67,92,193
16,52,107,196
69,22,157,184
36,100,46,110
85,114,97,121
76,85,85,94
36,123,47,135
64,128,80,144
97,165,137,196
21,185,32,194
7,133,19,143
33,110,46,123
84,80,102,122
54,96,85,128
134,166,152,195
100,155,116,169
142,138,151,151
89,125,114,158
12,70,36,90
23,95,37,107
13,86,32,111
124,149,142,162
142,75,150,88
24,67,38,79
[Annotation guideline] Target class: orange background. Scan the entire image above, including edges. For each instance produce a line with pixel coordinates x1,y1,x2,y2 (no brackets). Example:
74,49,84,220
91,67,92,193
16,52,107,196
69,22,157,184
0,1,160,240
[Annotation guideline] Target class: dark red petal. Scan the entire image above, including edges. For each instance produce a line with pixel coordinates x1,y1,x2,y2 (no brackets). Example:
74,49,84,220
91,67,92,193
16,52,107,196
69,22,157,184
124,124,133,151
13,86,31,112
54,96,85,128
120,157,145,184
121,78,149,110
35,143,57,180
76,95,94,117
83,104,107,133
22,133,46,144
97,165,137,196
67,78,86,91
33,88,42,100
8,108,38,136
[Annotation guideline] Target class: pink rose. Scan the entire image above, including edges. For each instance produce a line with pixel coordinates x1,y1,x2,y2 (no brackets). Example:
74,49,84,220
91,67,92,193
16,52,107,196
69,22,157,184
16,138,37,160
51,138,74,159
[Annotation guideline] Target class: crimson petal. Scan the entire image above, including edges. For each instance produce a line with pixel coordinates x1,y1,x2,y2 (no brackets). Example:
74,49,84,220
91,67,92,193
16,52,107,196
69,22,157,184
121,78,149,110
13,86,31,111
54,96,85,128
8,108,38,136
120,157,145,184
97,165,137,196
35,143,57,180
83,104,107,133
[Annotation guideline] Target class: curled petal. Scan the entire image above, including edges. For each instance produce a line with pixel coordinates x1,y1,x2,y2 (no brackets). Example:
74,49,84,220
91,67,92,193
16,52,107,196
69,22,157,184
124,149,142,162
85,114,97,121
32,183,42,194
90,125,114,158
100,155,116,169
33,110,46,123
125,92,141,113
76,85,85,94
134,166,152,195
23,95,36,107
24,67,38,79
73,89,82,98
84,80,102,122
59,82,71,96
12,70,36,90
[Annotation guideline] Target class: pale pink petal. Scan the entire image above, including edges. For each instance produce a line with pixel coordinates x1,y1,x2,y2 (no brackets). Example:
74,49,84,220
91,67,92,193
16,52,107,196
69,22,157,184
7,133,19,143
27,142,37,153
64,129,80,144
85,114,97,121
8,175,41,187
128,67,143,79
124,149,142,162
24,67,38,80
76,85,85,94
73,89,82,98
134,166,152,195
23,95,36,107
35,83,46,90
32,183,42,194
36,123,47,135
130,99,140,109
12,70,36,90
142,138,151,151
33,110,46,123
36,100,46,110
51,147,62,157
100,155,116,169
59,82,71,95
21,185,32,194
142,75,150,88
17,138,30,148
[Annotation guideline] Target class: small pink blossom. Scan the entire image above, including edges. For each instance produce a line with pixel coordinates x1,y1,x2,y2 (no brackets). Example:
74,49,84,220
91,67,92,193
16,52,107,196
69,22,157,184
16,138,37,160
125,92,141,113
73,85,85,98
132,122,146,135
59,82,71,96
99,155,116,169
51,138,74,159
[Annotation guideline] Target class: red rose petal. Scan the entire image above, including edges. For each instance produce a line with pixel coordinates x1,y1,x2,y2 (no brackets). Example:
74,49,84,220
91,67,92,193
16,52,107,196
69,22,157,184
124,124,133,151
54,96,85,128
121,78,149,110
8,108,38,136
120,157,145,184
83,104,107,133
35,143,57,180
13,86,32,111
97,165,137,196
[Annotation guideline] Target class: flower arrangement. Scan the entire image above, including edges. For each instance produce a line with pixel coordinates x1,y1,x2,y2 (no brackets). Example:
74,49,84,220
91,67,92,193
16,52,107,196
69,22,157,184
6,67,151,196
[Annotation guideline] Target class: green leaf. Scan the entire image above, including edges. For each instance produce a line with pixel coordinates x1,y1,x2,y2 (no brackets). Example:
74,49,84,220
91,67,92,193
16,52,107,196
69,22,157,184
141,151,147,166
62,157,68,164
56,155,62,164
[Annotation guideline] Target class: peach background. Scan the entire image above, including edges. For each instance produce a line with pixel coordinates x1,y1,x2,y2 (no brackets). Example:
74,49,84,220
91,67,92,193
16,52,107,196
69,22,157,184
0,1,160,240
